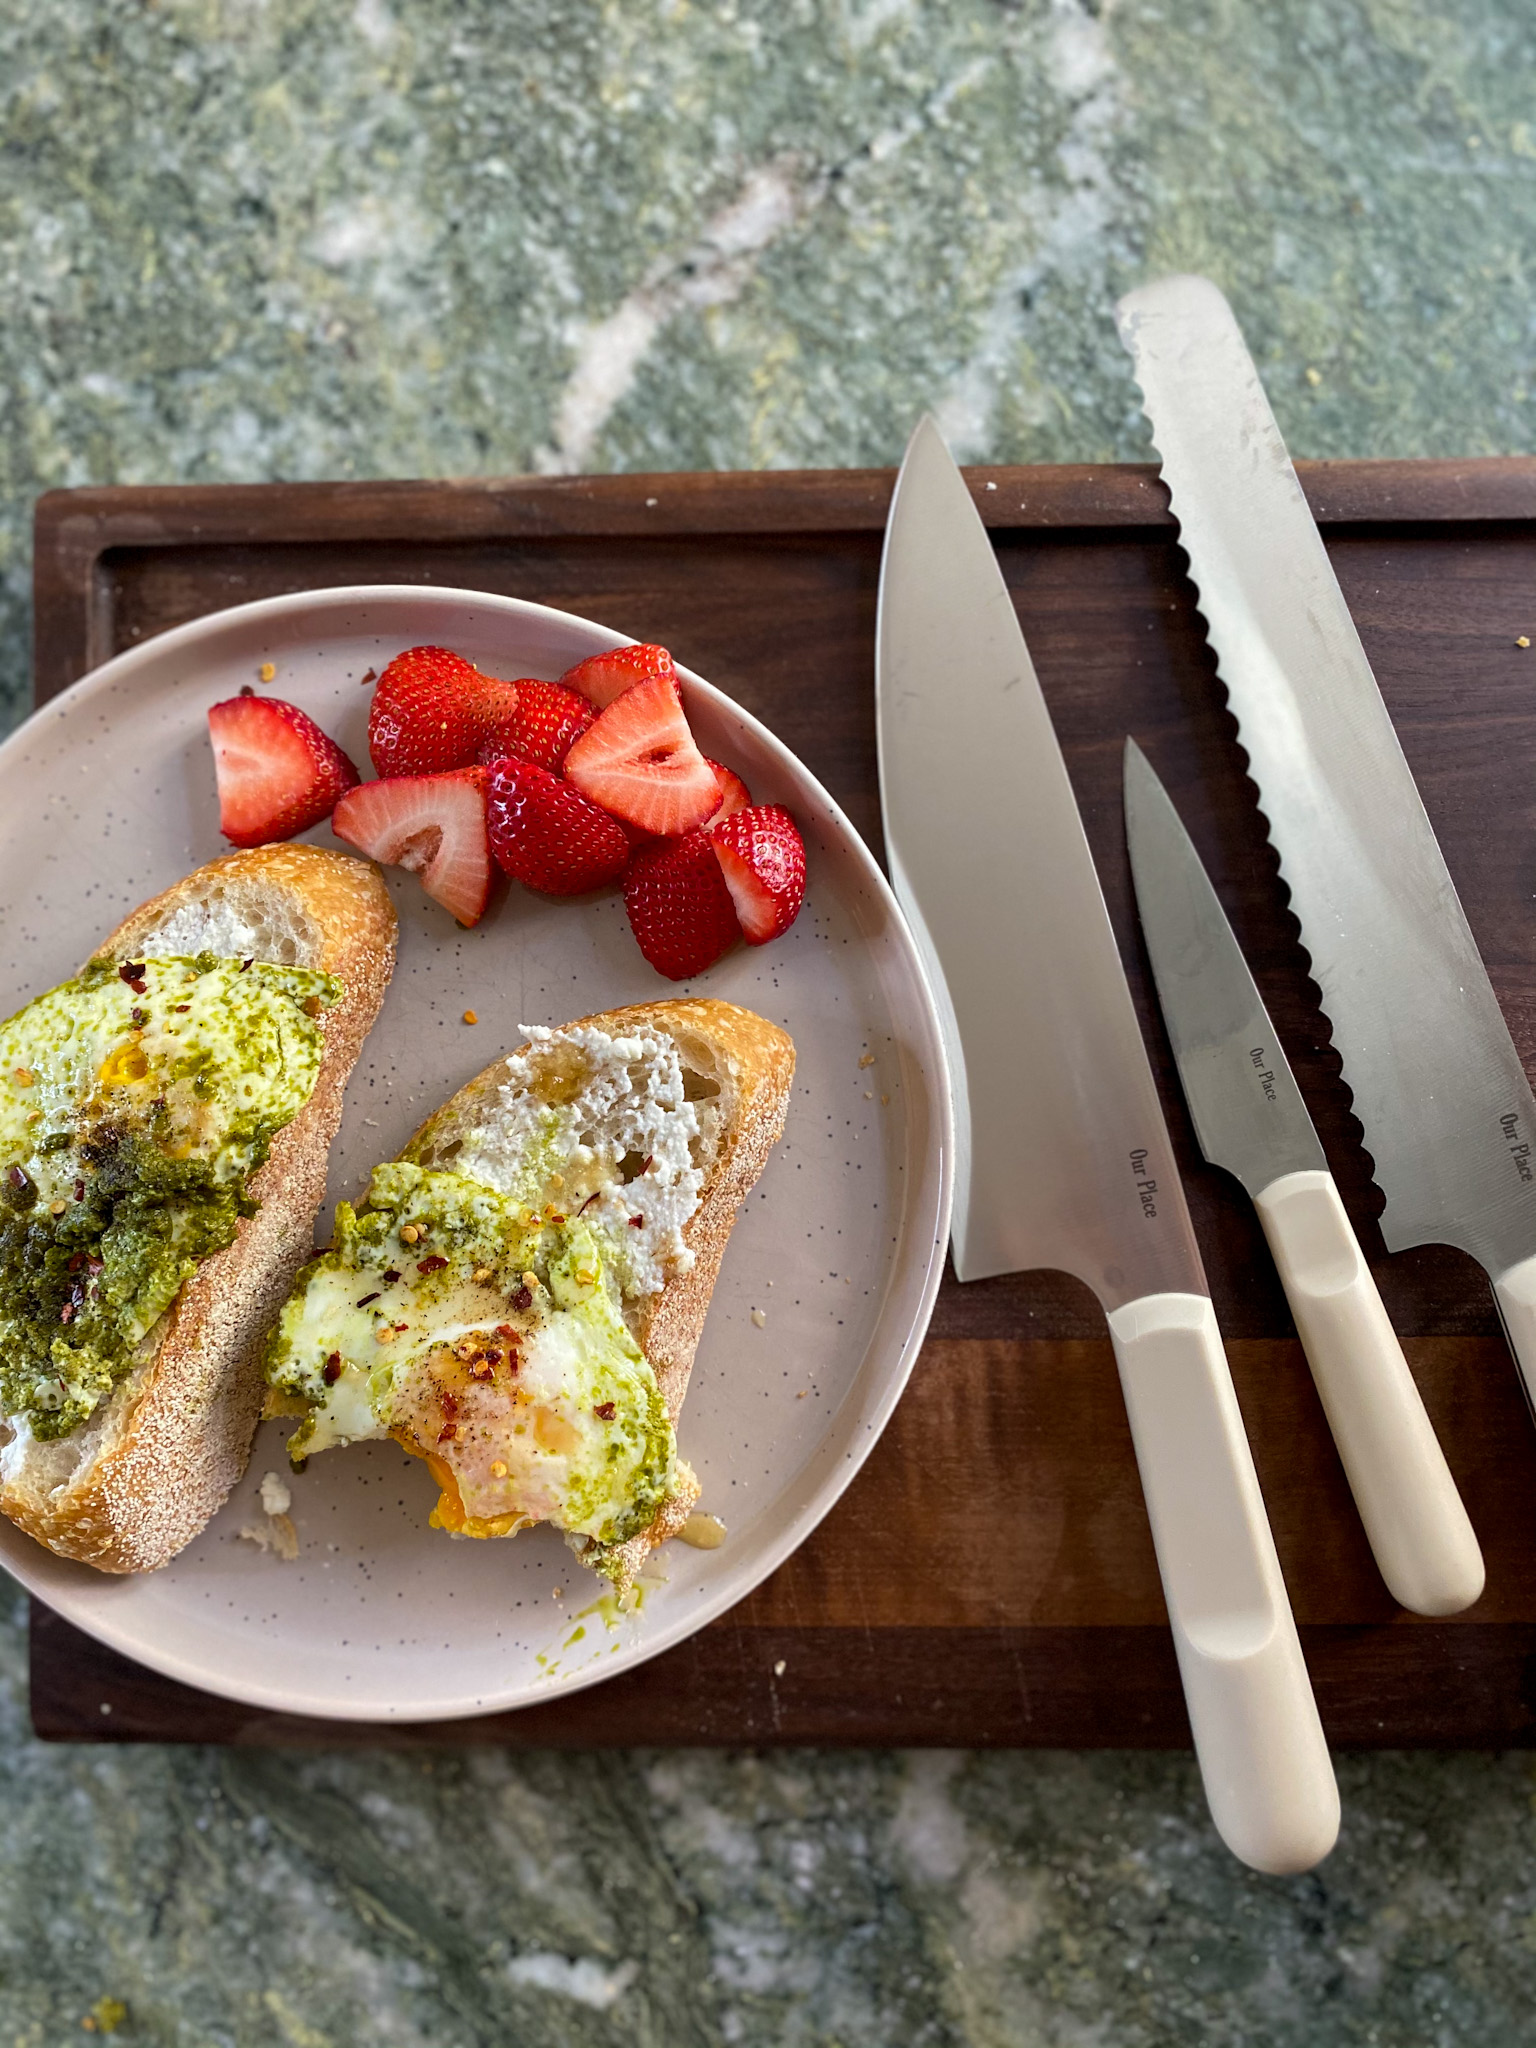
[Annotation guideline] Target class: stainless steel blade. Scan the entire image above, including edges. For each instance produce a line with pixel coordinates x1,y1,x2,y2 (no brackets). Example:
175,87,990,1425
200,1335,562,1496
875,415,1204,1301
1123,739,1326,1198
1116,275,1536,1282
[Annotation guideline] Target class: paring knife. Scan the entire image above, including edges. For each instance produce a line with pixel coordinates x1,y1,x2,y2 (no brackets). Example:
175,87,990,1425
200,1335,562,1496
1116,274,1536,1417
877,415,1338,1876
1123,739,1484,1617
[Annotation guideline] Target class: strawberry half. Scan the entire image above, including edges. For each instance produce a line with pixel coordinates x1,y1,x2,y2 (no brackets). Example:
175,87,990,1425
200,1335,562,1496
475,678,594,774
703,760,751,825
208,695,359,849
711,805,806,944
332,767,493,926
563,672,719,837
623,831,742,981
486,758,630,897
368,646,517,778
560,642,675,711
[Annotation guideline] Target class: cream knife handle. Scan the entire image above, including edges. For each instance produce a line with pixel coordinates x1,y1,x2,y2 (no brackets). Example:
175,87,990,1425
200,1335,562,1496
1255,1170,1484,1618
1107,1291,1339,1876
1492,1253,1536,1420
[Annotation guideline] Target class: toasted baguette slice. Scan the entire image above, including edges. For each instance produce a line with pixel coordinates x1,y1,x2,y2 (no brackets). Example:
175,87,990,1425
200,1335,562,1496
400,997,794,1587
0,845,396,1573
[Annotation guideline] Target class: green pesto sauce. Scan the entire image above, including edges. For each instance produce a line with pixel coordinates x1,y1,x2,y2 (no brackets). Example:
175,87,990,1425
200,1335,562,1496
0,953,339,1439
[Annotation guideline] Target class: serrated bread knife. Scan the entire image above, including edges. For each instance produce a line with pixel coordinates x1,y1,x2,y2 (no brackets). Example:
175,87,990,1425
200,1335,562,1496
1116,274,1536,1418
1124,739,1484,1616
876,416,1338,1875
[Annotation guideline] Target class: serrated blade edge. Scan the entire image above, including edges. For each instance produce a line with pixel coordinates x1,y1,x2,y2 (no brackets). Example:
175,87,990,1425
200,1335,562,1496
1115,274,1536,1280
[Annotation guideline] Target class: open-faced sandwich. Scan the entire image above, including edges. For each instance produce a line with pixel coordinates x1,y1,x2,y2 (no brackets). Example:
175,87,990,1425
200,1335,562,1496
0,846,396,1572
265,999,793,1592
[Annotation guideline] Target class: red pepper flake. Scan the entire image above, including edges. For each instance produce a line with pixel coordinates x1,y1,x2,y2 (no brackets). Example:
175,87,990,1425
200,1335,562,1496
495,1324,516,1338
483,1349,501,1366
241,958,253,972
356,1292,380,1308
131,1007,145,1027
440,1390,459,1418
510,1286,532,1312
67,1251,87,1272
549,1212,566,1226
360,667,377,686
593,1401,616,1421
383,1269,401,1284
118,962,147,995
629,1215,644,1228
437,1422,457,1443
642,1155,653,1175
174,1004,191,1013
73,1179,85,1202
323,1353,343,1385
417,1255,448,1274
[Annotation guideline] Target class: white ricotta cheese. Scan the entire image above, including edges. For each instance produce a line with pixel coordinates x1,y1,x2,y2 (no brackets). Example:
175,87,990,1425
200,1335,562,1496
454,1023,705,1301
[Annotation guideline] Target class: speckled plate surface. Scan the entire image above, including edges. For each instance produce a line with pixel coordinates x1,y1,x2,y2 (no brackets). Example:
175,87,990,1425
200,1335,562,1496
0,586,951,1721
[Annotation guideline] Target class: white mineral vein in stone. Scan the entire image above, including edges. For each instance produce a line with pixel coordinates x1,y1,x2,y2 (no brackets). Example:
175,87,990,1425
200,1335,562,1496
936,0,1127,458
888,1751,968,1882
504,1951,639,2009
537,157,821,473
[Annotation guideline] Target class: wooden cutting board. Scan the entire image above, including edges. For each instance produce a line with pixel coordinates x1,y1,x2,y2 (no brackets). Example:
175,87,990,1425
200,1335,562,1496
26,458,1536,1746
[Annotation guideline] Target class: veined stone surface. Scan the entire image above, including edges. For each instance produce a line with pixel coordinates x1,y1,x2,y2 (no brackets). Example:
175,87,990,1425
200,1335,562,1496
2,0,1534,729
3,2,1536,2041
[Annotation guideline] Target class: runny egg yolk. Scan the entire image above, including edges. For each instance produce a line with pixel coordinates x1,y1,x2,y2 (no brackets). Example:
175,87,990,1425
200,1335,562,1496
387,1330,594,1535
98,1041,150,1087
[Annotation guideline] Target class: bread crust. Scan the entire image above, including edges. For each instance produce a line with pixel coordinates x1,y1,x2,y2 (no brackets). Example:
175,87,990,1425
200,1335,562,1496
0,845,397,1572
403,997,794,1584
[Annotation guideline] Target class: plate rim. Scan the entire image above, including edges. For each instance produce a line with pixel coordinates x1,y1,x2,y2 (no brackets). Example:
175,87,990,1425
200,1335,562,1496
0,581,954,1721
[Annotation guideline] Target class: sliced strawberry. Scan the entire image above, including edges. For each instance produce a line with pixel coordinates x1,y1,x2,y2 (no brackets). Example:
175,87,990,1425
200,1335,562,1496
560,642,675,711
703,760,751,826
368,646,517,778
475,678,594,774
332,768,493,926
711,805,806,944
563,672,719,837
623,832,742,981
485,758,630,897
208,695,359,849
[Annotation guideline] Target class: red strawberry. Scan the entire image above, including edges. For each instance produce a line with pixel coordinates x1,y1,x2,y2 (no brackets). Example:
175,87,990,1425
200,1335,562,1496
486,758,630,897
475,678,594,774
623,832,742,980
332,768,493,926
208,696,359,848
561,642,676,711
703,760,751,825
711,805,806,944
368,646,517,778
563,672,719,837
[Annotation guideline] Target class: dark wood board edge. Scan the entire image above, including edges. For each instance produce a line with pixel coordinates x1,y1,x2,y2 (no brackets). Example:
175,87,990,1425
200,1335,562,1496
31,1602,1536,1751
31,458,1536,707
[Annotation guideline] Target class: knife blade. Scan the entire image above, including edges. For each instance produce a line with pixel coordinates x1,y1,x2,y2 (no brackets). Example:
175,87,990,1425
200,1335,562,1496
1124,738,1483,1616
1116,273,1536,1413
877,416,1338,1874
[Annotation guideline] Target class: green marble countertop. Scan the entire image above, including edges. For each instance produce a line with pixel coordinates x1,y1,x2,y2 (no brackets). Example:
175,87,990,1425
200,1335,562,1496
3,2,1535,2040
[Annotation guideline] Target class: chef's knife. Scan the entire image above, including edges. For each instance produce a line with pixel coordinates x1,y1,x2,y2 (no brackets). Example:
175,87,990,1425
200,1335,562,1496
877,415,1338,1875
1117,274,1536,1415
1124,738,1484,1616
